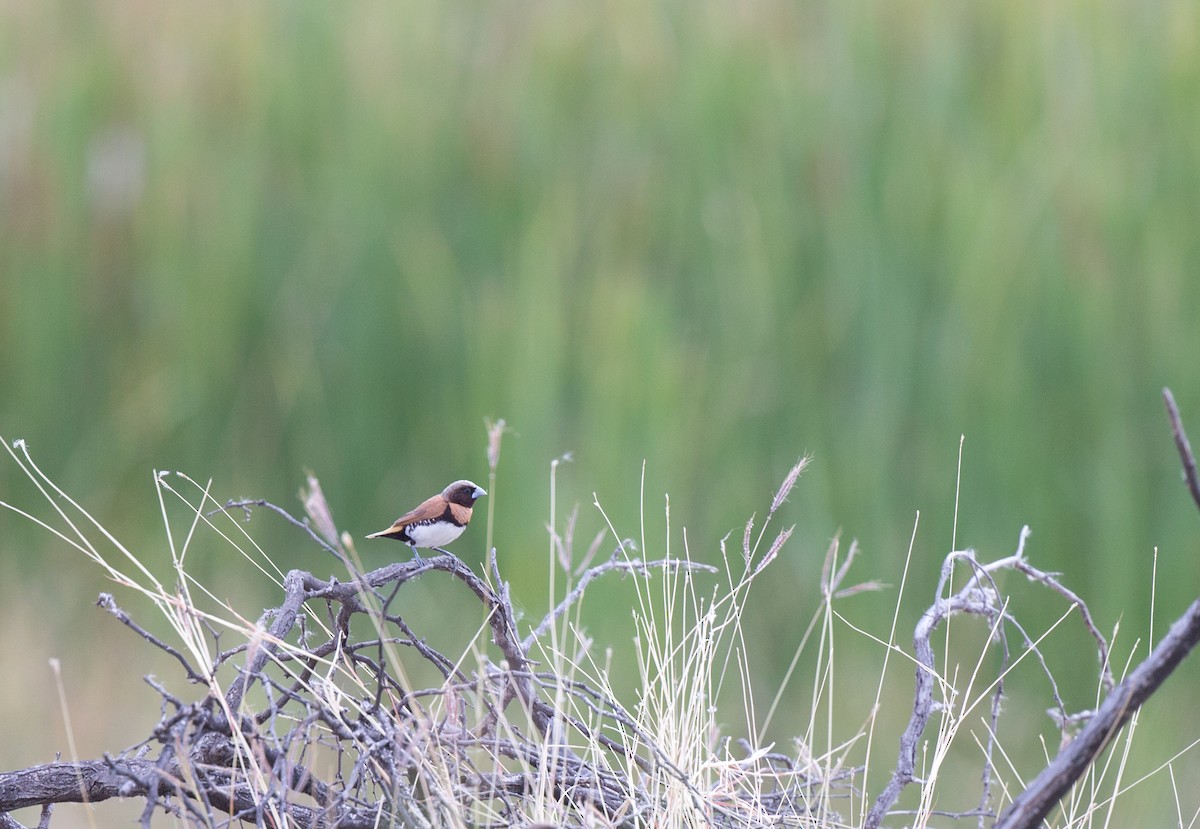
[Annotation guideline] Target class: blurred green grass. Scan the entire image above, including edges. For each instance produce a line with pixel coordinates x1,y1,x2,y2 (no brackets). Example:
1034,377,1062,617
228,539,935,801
2,0,1200,822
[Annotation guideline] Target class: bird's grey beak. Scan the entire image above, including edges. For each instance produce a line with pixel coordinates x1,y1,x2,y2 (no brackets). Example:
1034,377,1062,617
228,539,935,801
474,485,487,499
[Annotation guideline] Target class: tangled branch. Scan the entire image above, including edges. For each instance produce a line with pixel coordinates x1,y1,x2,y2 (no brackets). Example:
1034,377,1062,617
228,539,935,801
0,469,837,829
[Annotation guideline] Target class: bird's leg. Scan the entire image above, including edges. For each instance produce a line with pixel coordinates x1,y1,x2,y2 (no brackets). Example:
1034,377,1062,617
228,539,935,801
409,544,423,563
432,546,452,558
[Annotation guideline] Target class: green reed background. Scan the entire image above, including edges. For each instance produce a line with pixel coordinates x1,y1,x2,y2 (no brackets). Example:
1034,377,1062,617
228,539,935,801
3,0,1200,823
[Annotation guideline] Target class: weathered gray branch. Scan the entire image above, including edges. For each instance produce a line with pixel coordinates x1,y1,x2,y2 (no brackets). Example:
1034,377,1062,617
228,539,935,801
994,599,1200,829
0,758,375,829
993,388,1200,829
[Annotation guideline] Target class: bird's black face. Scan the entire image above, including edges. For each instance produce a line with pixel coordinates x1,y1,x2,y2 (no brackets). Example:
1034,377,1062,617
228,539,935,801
444,480,486,507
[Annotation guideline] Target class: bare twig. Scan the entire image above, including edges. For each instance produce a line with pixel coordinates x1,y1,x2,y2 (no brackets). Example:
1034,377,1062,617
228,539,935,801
1164,387,1200,511
96,593,206,684
522,545,718,651
209,496,343,561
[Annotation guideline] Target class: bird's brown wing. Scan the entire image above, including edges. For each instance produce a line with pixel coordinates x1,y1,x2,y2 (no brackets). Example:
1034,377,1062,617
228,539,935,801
370,493,449,537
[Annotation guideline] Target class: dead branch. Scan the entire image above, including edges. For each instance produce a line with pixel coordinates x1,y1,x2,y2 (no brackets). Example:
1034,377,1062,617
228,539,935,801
863,540,1092,829
0,758,374,829
1165,387,1200,511
2,474,812,829
994,599,1200,829
992,388,1200,829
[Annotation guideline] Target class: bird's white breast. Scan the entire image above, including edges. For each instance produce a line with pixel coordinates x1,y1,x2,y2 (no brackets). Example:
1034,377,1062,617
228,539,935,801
407,520,467,549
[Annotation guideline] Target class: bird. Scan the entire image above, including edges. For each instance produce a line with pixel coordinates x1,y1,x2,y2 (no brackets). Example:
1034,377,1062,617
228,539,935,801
366,480,487,559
